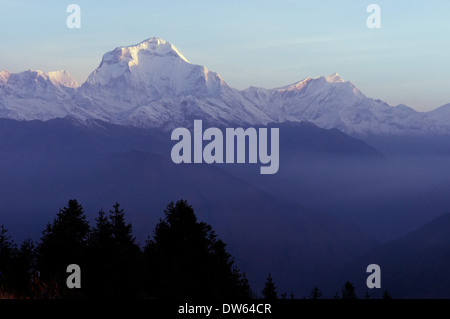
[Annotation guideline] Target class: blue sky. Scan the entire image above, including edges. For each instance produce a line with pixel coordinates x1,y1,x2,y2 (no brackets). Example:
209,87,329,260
0,0,449,111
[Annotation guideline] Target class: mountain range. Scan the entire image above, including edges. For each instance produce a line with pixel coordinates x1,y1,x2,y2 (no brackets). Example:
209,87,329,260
1,37,450,136
2,37,450,298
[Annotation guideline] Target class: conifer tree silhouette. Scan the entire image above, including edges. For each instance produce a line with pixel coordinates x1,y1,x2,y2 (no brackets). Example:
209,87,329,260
143,199,252,299
0,225,16,290
382,290,392,299
262,273,278,300
86,203,140,298
37,199,90,295
9,239,36,296
85,208,114,298
309,286,323,299
108,202,140,298
341,281,357,299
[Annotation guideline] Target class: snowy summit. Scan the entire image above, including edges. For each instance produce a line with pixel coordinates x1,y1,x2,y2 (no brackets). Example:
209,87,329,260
84,37,226,97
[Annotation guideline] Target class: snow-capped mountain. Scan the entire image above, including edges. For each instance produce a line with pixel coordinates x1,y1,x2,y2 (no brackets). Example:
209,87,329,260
0,37,448,135
84,37,220,95
0,70,78,120
242,73,445,135
74,37,272,128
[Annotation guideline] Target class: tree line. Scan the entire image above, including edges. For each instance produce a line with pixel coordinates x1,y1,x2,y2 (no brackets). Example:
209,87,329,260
0,199,391,299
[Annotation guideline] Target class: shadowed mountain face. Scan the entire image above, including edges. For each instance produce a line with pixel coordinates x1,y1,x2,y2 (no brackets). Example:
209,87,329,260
326,213,450,299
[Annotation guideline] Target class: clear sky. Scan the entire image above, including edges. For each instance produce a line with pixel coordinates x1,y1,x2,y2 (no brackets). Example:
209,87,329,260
0,0,449,111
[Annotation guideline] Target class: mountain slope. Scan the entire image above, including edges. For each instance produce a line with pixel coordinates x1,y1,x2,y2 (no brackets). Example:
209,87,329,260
326,213,450,298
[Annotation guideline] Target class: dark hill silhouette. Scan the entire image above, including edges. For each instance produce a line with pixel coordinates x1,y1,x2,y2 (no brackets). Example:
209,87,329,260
325,213,450,299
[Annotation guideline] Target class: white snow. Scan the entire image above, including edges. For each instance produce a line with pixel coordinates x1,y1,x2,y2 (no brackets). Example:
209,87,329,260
46,70,79,88
0,69,78,121
0,70,11,85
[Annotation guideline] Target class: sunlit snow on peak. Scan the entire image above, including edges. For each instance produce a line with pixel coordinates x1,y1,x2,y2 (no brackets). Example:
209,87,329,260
324,72,344,83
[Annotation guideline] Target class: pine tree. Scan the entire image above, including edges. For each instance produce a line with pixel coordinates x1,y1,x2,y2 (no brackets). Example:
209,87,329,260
143,199,252,299
90,209,113,249
262,273,278,300
86,204,141,298
309,286,323,299
85,208,114,298
382,290,392,299
109,203,135,245
108,202,141,298
341,281,357,299
37,199,90,289
0,225,17,289
9,239,36,297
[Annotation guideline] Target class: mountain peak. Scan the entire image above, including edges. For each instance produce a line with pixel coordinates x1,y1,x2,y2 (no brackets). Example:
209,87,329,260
0,69,78,89
135,37,190,63
45,70,79,88
26,69,78,88
85,36,193,86
82,36,230,103
324,72,344,83
275,77,312,92
275,73,345,92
